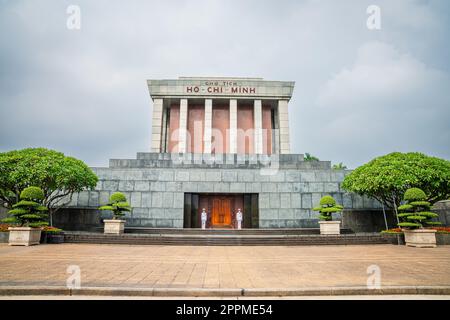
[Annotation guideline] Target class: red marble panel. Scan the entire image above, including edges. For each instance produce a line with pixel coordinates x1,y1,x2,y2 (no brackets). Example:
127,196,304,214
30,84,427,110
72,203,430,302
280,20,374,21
168,104,180,153
187,104,204,153
211,105,229,154
237,103,254,154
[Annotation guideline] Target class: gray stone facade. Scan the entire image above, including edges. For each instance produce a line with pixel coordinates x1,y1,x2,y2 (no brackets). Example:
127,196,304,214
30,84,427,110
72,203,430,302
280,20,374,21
68,153,382,229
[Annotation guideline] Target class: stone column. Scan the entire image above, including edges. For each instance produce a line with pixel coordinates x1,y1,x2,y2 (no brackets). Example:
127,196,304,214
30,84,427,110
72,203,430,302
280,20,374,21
254,99,263,154
229,99,237,154
278,100,291,154
151,98,163,152
178,98,188,153
204,99,212,154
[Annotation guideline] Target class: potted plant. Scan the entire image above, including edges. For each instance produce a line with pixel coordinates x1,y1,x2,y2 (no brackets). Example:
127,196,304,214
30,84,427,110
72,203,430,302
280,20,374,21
398,188,440,248
313,195,344,235
99,192,131,234
1,186,48,246
41,226,64,244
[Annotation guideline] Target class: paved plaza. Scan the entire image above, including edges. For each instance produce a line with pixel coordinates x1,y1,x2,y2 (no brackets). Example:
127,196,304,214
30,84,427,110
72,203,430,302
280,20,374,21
1,243,449,292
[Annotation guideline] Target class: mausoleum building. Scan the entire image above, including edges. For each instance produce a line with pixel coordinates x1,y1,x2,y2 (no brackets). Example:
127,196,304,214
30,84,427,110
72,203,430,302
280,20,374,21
67,77,383,230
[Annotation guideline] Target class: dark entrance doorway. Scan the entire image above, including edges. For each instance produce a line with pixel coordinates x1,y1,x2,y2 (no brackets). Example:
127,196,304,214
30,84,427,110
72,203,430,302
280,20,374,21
183,193,259,229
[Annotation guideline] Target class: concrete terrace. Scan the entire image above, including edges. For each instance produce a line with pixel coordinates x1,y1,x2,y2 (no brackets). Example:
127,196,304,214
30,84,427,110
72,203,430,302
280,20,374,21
0,243,449,296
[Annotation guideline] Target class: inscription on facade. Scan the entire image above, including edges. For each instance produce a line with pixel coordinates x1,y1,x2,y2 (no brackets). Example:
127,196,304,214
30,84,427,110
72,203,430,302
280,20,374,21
186,80,256,95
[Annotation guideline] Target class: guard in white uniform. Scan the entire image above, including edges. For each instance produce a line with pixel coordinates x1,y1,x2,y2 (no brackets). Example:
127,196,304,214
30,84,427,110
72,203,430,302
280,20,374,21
236,208,243,230
201,208,207,229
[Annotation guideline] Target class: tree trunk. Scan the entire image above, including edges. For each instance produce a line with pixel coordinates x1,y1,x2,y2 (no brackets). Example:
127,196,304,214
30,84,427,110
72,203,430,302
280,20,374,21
49,210,53,227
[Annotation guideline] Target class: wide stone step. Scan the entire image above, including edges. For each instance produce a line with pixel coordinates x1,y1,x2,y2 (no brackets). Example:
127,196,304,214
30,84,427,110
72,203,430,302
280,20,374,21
64,232,390,246
122,227,354,235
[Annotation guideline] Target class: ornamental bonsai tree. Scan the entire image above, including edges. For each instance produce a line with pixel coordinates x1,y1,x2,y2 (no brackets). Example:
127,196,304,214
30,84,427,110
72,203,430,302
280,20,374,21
99,192,131,220
398,188,441,229
312,195,344,221
2,186,48,228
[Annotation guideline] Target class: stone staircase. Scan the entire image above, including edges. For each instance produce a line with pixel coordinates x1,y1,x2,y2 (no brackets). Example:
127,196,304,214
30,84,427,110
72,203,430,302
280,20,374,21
63,228,392,246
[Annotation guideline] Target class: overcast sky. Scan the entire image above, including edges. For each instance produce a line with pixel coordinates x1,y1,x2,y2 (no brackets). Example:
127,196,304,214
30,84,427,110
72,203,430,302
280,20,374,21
0,0,449,169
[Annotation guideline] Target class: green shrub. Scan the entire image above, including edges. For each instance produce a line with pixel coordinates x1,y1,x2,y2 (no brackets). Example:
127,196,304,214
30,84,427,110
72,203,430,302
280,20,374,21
332,162,347,170
1,186,48,228
341,152,450,210
313,195,344,221
20,186,45,200
319,195,336,206
0,148,98,226
403,188,427,202
99,192,131,219
110,192,127,203
397,188,440,229
304,153,319,161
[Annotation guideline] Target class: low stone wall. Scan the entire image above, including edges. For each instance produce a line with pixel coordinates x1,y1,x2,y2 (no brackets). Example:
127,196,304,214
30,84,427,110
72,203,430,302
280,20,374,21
53,208,102,232
433,200,450,226
436,233,450,245
381,233,405,245
0,206,7,219
0,232,8,243
341,209,398,233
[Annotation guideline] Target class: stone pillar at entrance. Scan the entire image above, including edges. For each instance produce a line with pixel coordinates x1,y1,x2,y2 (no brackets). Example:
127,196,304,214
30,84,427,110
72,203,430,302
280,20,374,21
178,99,188,153
151,98,163,152
254,100,263,154
278,100,291,154
204,99,212,154
229,99,237,154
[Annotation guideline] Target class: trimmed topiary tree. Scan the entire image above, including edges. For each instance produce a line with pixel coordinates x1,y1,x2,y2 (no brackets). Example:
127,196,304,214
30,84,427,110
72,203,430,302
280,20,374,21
398,188,441,229
313,195,344,221
99,192,131,220
2,186,48,227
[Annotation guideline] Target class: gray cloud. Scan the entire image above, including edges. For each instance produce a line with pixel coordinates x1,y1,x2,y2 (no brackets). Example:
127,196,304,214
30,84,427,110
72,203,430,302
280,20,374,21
0,0,449,168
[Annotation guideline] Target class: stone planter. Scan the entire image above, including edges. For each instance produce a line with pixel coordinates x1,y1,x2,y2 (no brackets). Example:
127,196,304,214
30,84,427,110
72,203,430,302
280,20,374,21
104,219,125,234
318,221,341,235
403,229,437,248
8,227,42,246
